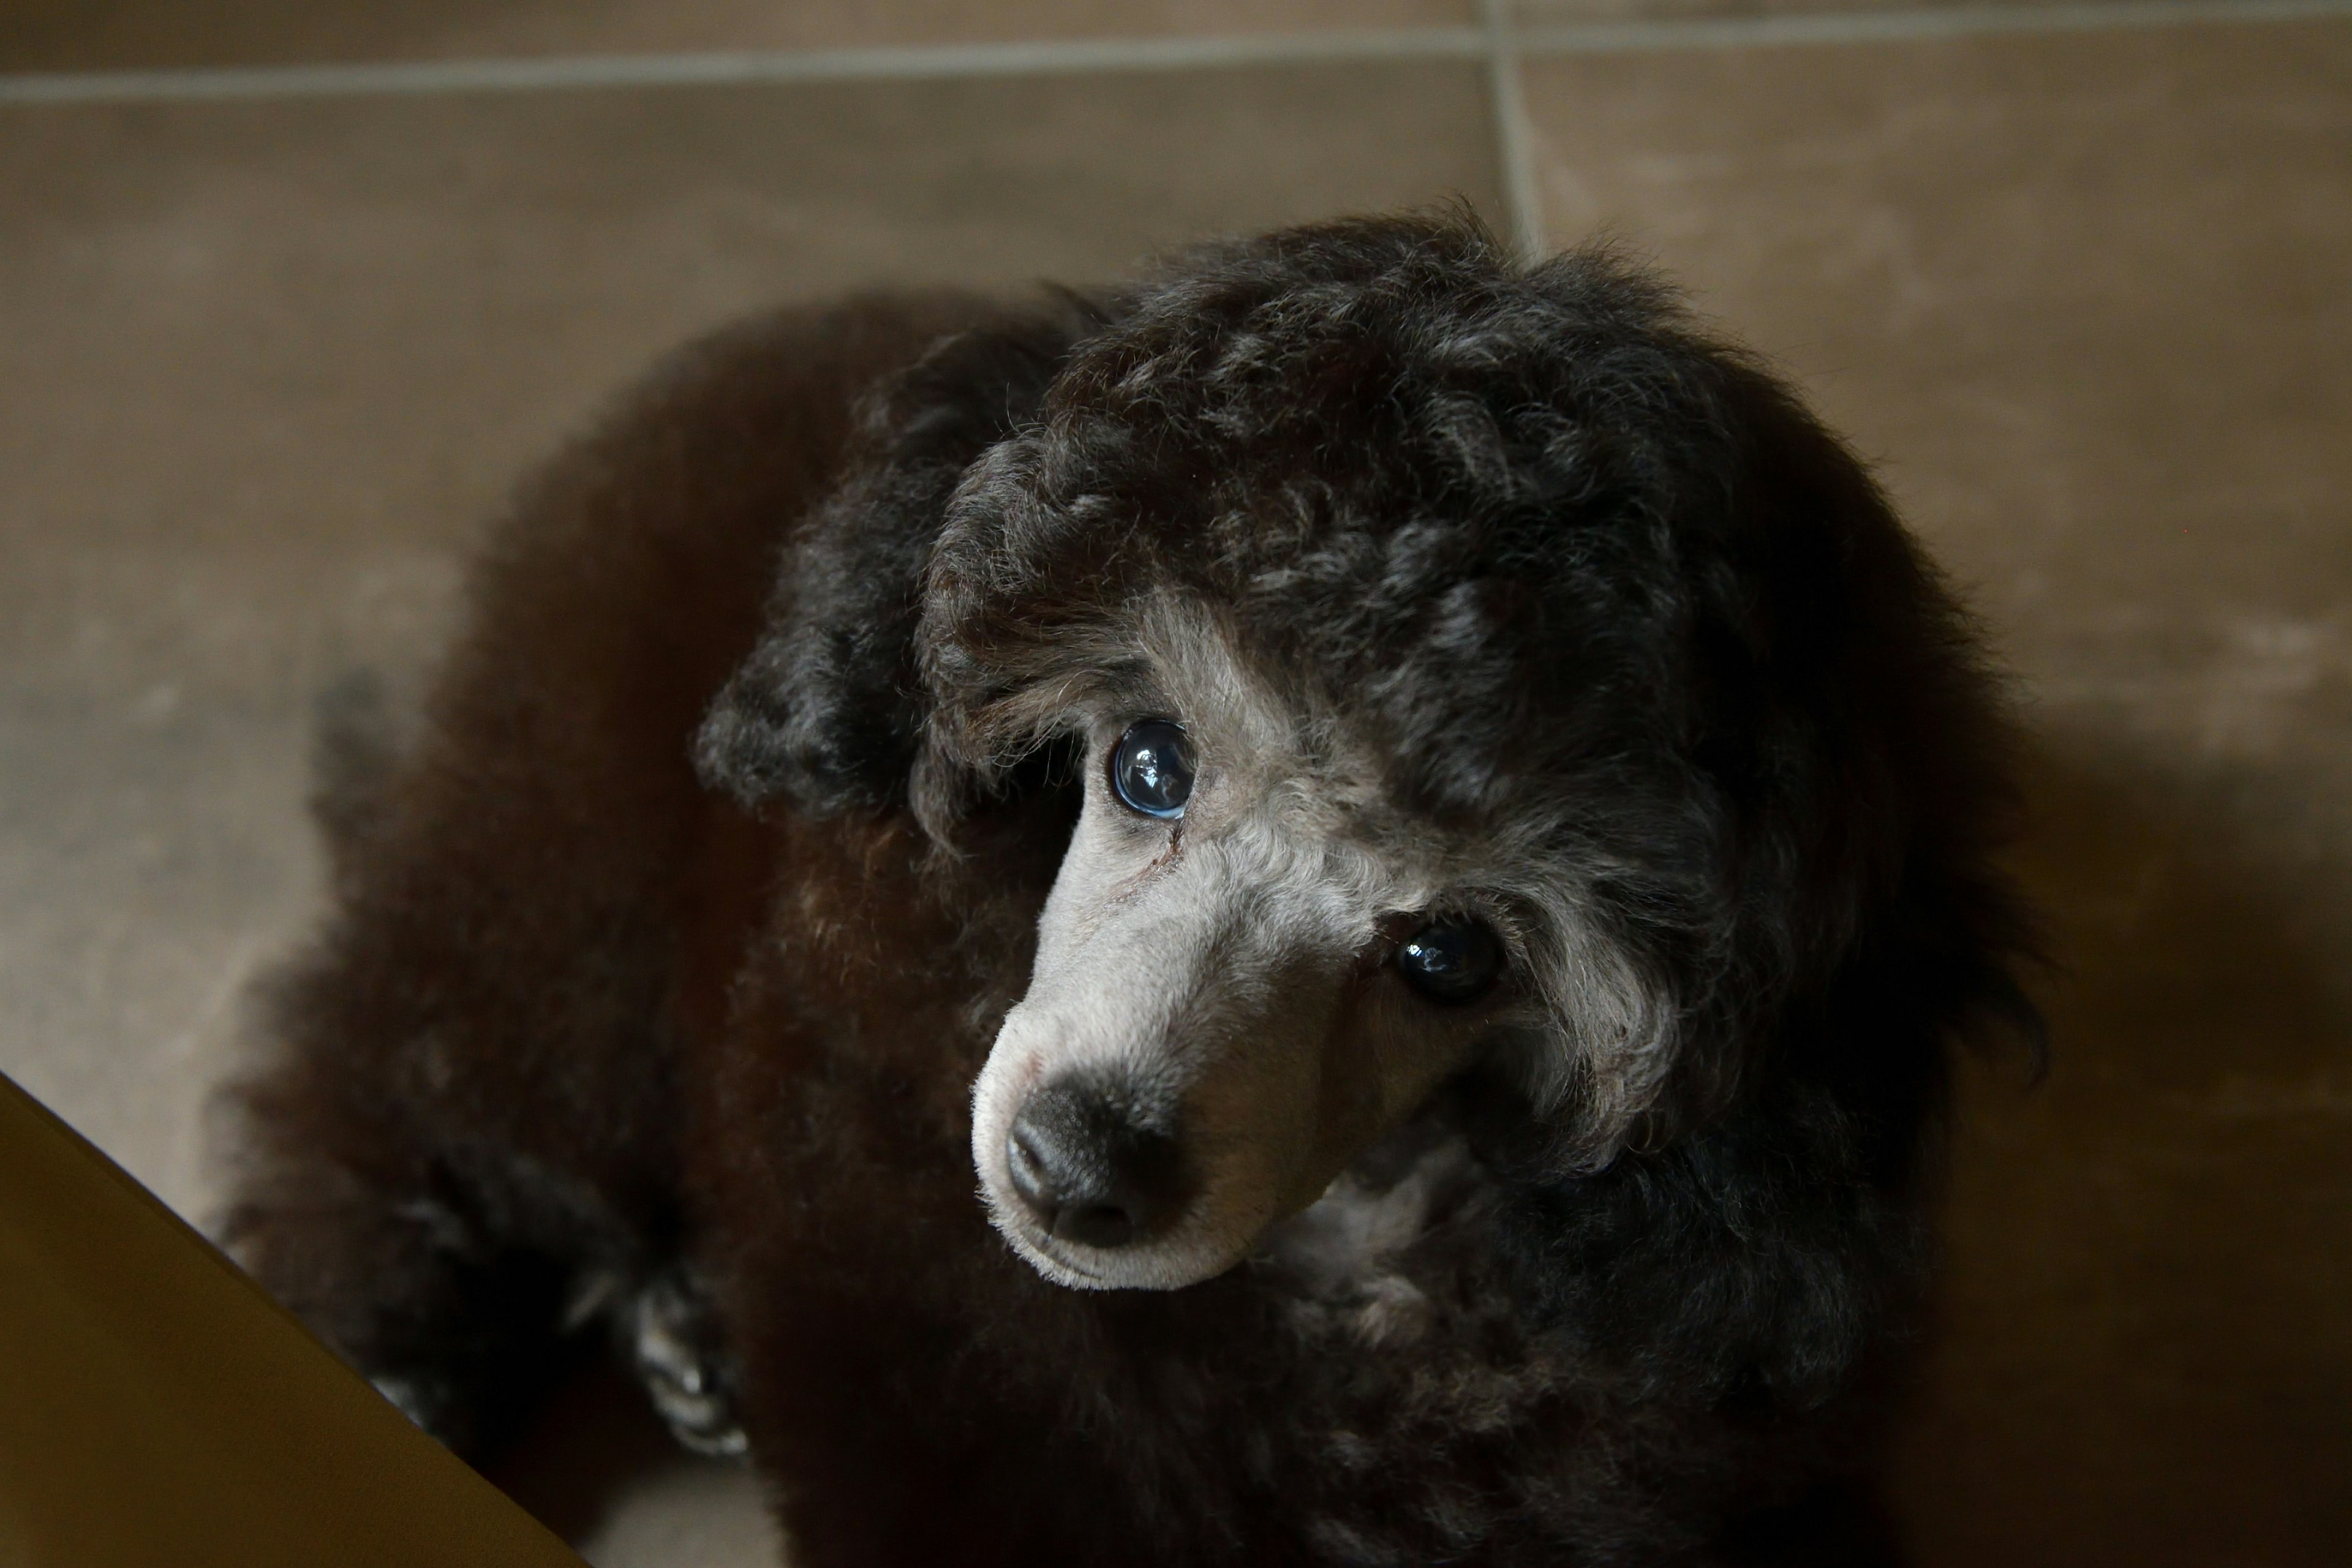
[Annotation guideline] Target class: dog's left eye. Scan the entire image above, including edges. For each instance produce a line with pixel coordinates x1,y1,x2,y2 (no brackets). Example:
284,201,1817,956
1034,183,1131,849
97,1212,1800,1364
1396,921,1502,1004
1110,720,1194,820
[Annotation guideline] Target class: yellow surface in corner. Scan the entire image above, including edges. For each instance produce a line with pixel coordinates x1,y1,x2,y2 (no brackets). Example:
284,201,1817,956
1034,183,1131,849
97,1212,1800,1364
0,1071,584,1568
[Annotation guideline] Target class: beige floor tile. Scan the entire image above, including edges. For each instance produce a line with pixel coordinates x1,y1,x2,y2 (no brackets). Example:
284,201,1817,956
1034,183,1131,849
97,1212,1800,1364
1523,20,2352,1566
6,0,1472,74
0,67,1500,1558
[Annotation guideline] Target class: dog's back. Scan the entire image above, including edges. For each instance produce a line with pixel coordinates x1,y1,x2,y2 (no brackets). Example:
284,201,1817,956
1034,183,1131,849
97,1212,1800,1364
222,293,1001,1451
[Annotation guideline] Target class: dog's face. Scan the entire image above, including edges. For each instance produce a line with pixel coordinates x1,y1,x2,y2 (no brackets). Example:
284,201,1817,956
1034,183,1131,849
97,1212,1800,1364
969,605,1580,1291
699,218,2016,1296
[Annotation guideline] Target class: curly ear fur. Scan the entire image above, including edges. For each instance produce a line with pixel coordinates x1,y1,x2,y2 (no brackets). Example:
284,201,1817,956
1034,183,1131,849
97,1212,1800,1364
694,293,1107,813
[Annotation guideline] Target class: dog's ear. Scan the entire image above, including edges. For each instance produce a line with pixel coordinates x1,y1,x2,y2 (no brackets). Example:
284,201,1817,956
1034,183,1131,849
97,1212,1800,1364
695,298,1099,814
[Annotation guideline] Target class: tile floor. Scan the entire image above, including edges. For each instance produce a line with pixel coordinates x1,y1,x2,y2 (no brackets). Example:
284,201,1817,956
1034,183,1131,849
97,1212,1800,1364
3,3,2346,1564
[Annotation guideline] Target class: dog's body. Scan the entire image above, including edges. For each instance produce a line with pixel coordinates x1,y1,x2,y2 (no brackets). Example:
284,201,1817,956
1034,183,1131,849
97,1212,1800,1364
227,217,2036,1566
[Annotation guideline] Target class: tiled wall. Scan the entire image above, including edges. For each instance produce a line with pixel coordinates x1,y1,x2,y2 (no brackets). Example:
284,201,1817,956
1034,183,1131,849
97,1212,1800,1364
4,4,2345,1564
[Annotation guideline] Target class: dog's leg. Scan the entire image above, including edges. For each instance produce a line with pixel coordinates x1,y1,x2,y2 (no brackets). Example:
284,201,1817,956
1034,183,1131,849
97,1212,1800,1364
622,1262,747,1457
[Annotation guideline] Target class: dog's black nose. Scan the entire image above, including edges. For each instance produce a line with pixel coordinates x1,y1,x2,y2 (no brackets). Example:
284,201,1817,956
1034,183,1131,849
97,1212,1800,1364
1005,1081,1187,1250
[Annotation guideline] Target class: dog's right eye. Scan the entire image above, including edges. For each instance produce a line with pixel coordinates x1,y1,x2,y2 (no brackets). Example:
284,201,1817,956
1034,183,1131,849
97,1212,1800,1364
1396,921,1502,1004
1110,720,1194,820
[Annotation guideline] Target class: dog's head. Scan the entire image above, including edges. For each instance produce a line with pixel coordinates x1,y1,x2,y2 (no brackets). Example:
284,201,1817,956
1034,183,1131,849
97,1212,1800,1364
703,215,2034,1292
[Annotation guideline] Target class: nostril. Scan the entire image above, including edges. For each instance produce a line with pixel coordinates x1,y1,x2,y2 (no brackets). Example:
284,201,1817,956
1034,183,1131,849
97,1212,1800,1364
1003,1080,1188,1251
1006,1122,1055,1215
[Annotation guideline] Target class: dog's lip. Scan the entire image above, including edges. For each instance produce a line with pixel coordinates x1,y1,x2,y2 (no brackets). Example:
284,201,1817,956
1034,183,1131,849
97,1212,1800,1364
1028,1234,1112,1282
998,1212,1120,1284
989,1178,1235,1288
993,1182,1278,1292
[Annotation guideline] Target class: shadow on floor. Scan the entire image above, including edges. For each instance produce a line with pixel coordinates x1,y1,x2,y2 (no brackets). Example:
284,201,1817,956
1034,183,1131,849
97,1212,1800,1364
1896,729,2352,1567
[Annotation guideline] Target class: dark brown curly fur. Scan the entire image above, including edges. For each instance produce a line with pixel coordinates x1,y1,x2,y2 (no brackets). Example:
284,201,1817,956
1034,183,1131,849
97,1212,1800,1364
225,213,2037,1566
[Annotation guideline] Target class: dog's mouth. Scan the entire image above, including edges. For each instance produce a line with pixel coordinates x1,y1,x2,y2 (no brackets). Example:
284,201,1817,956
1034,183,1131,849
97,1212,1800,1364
987,1199,1280,1292
974,1084,1280,1292
998,1225,1116,1287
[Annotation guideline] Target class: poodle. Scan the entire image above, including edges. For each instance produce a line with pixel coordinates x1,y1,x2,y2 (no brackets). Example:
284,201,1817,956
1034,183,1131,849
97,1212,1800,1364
225,213,2039,1566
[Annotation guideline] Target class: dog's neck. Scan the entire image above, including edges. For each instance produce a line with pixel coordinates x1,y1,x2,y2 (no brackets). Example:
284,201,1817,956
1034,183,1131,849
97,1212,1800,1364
1252,1104,1494,1346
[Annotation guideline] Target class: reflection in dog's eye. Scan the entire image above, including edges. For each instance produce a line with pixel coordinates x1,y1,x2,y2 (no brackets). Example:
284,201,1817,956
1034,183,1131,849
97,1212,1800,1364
1110,720,1194,820
1397,921,1503,1003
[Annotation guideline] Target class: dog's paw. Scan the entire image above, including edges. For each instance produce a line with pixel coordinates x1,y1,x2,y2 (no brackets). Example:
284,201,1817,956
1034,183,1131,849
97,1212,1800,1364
627,1268,747,1458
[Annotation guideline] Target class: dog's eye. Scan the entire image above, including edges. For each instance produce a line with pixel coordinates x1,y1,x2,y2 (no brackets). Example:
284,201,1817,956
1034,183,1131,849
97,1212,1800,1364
1396,921,1502,1004
1110,720,1194,820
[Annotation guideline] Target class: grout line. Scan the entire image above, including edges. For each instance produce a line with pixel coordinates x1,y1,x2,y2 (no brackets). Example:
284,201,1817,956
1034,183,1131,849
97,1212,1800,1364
1515,0,2352,55
0,29,1485,106
2,0,2349,107
1481,0,1552,263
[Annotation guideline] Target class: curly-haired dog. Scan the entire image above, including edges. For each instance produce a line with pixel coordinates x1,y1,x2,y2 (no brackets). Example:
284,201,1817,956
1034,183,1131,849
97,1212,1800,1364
227,214,2038,1565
